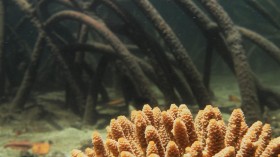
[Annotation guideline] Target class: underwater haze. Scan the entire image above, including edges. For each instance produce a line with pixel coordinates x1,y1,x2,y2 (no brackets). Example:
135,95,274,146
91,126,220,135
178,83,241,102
0,0,280,156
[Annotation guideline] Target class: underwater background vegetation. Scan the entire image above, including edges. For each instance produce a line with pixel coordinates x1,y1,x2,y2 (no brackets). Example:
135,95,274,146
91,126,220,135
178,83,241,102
0,0,280,156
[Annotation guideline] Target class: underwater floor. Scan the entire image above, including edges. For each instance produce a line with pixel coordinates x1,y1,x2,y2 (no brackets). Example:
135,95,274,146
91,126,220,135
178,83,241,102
0,72,279,157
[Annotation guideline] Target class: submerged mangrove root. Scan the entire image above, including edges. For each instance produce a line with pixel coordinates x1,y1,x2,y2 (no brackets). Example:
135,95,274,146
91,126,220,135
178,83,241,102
132,0,211,108
199,0,261,122
83,55,110,125
238,27,280,66
7,0,279,123
244,0,280,30
45,10,158,105
203,42,214,97
0,0,5,97
172,0,280,122
61,42,166,98
97,0,186,104
11,35,45,110
12,0,85,112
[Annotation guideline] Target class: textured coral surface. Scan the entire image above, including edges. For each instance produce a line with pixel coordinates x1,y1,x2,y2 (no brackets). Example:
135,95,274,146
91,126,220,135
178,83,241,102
71,104,280,157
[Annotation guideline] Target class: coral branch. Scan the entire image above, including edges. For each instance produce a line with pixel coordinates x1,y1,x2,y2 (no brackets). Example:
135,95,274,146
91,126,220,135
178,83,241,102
72,104,279,157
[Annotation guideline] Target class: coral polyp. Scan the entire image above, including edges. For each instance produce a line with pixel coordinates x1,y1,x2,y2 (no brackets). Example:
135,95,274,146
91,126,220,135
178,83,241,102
71,104,280,157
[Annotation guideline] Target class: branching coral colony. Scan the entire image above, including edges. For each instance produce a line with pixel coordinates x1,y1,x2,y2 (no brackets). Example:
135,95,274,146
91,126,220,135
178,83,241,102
71,104,280,157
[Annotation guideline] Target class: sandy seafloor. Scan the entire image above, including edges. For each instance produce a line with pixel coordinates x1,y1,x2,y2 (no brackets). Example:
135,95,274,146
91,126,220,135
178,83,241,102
0,71,279,157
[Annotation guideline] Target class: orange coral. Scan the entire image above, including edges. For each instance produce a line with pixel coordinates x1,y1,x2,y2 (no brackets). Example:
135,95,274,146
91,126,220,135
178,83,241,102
146,141,159,156
205,119,225,156
84,148,95,157
105,139,118,157
165,141,180,156
72,104,280,157
173,118,189,152
212,146,235,157
225,109,246,148
71,149,87,157
185,141,203,157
